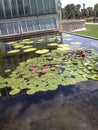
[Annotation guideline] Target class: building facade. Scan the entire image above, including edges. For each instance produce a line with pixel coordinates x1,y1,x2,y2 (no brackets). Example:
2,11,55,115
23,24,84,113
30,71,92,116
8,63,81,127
0,0,61,38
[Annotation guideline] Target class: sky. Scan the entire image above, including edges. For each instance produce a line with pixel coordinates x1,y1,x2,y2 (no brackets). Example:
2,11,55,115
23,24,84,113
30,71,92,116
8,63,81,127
61,0,98,8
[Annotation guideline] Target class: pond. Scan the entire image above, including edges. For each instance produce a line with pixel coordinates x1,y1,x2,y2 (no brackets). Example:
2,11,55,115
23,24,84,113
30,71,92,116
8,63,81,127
0,33,98,130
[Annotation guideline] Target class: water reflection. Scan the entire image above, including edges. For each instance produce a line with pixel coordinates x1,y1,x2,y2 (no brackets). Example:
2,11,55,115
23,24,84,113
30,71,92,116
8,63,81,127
0,80,98,130
62,33,98,51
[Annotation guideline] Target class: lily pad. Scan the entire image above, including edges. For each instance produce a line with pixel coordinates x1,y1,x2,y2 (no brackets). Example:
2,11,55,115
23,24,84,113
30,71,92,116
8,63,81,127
26,89,36,95
7,42,16,45
57,47,70,51
48,43,58,46
9,88,20,95
21,45,32,49
71,42,81,45
14,45,23,49
24,48,36,52
4,69,11,73
64,38,72,41
35,49,49,54
7,49,20,54
91,75,98,80
58,44,69,48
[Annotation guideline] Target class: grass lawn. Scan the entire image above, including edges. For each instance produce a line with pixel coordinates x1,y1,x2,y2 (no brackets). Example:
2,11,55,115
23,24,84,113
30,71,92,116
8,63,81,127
75,24,98,39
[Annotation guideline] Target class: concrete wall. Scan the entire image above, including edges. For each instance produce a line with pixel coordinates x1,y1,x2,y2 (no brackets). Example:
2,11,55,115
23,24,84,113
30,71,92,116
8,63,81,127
58,19,86,32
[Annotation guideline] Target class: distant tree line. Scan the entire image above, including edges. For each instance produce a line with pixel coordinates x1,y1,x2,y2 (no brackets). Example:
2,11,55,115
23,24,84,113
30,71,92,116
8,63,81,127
62,3,98,20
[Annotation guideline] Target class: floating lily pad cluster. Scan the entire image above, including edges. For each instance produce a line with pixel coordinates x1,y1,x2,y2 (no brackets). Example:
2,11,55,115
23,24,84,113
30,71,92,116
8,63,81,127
0,47,98,96
6,35,61,55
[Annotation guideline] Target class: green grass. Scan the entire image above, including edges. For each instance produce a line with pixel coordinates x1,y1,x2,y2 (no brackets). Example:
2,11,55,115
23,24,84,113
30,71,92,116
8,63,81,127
75,24,98,38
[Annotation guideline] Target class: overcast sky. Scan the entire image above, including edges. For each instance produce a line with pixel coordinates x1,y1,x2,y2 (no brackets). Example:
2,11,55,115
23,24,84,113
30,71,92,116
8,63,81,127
61,0,98,8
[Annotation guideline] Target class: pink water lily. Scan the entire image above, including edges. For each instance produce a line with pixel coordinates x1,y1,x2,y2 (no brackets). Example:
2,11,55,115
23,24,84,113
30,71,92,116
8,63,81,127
32,64,37,68
43,63,47,67
81,53,86,58
40,69,46,75
31,70,37,74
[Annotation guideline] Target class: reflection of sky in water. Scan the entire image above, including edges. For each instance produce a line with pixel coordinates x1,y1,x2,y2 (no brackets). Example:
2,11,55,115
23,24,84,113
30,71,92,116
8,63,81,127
62,33,98,51
0,80,98,130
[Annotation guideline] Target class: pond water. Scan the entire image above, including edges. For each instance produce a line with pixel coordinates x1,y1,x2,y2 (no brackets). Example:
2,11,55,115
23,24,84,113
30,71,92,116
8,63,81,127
0,33,98,130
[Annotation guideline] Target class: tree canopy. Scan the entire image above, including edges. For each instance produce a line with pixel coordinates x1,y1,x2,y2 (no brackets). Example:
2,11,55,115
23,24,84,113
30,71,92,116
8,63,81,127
62,3,98,19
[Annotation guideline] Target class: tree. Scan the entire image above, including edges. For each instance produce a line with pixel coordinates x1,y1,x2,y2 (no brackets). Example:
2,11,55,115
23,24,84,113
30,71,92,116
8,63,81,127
75,4,82,19
65,4,75,19
61,8,68,19
87,7,95,17
76,4,81,11
94,3,98,17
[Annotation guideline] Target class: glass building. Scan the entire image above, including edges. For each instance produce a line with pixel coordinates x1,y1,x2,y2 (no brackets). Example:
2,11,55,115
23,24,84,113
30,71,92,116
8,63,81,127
0,0,61,37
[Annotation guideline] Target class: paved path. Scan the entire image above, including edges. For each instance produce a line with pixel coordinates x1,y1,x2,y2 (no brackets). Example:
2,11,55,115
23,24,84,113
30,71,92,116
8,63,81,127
86,22,98,25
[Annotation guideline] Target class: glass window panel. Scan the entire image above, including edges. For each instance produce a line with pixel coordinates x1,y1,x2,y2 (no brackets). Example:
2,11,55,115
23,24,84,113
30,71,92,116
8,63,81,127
50,0,56,13
33,19,40,31
4,0,11,18
50,18,57,28
26,20,33,32
30,0,37,15
43,0,50,14
0,23,7,35
37,0,44,14
11,0,18,17
45,18,52,29
0,0,4,18
21,21,27,32
17,0,24,16
39,19,46,30
13,22,19,33
7,22,14,34
23,0,31,16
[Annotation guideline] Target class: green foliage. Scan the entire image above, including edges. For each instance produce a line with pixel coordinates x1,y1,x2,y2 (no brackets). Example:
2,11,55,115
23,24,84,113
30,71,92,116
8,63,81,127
62,3,98,19
65,4,76,19
94,3,98,17
87,7,95,17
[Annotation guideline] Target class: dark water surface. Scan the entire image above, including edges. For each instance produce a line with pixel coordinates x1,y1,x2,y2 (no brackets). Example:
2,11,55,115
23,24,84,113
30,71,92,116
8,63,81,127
0,80,98,130
0,33,98,130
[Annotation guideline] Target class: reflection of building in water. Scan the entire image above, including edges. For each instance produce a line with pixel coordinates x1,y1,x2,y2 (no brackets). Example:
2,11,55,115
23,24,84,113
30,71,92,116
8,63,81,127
0,0,61,39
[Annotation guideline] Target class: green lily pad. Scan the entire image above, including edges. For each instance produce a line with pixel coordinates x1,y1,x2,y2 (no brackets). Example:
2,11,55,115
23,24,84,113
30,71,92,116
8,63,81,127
14,45,23,49
57,47,70,51
7,49,20,54
21,45,32,49
7,42,16,45
4,69,11,73
26,89,36,95
9,88,21,95
71,42,81,45
35,49,49,54
48,43,58,46
64,38,72,41
58,44,69,48
24,48,36,52
91,75,98,80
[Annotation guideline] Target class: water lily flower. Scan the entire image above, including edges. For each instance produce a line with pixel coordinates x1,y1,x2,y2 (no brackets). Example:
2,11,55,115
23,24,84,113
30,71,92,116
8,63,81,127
32,64,37,68
31,70,37,74
43,63,47,67
81,53,86,58
40,69,46,75
76,50,83,55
